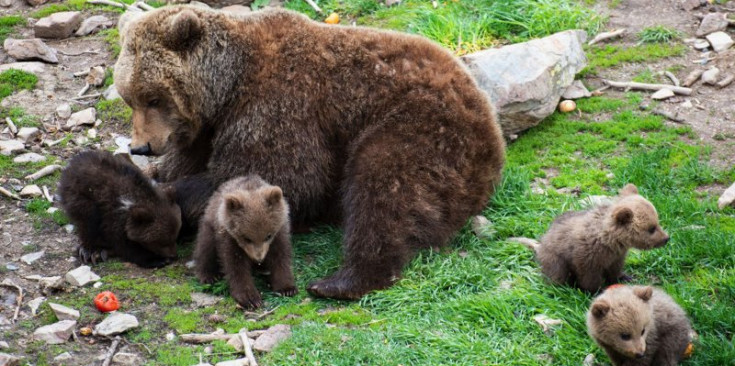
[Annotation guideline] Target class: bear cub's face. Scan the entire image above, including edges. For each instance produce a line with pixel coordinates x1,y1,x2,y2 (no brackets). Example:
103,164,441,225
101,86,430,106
609,184,669,249
587,286,654,359
125,187,182,259
219,186,288,263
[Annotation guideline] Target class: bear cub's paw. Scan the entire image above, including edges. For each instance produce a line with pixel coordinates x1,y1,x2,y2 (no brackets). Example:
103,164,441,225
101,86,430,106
77,246,109,265
231,286,263,309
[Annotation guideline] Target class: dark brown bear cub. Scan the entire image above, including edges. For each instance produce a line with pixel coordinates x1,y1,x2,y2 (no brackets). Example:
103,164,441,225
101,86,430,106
531,184,669,292
194,175,297,309
587,285,693,366
58,151,182,268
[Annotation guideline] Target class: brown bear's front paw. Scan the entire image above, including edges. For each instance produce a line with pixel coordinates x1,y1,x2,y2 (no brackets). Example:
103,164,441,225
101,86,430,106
196,273,221,285
77,246,108,265
232,289,263,309
274,286,298,297
307,270,395,300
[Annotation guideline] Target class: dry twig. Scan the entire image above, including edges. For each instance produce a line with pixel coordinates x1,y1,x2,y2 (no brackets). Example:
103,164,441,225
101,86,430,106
602,80,692,95
240,329,258,366
303,0,322,13
101,336,121,366
682,69,704,87
588,28,626,46
77,83,90,98
58,50,100,56
5,117,17,135
72,93,102,100
0,186,20,200
716,74,735,88
663,71,680,87
86,0,131,9
0,279,23,323
133,1,154,10
25,165,62,181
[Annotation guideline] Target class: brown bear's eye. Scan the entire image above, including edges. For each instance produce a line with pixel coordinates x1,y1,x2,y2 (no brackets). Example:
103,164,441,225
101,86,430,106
621,333,631,341
648,226,656,234
265,234,273,241
243,237,252,244
147,99,160,107
641,328,645,336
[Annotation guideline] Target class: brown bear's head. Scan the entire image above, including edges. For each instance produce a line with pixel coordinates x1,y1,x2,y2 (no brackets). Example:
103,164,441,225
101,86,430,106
217,185,288,263
114,6,247,155
587,286,655,360
125,186,182,259
607,184,670,249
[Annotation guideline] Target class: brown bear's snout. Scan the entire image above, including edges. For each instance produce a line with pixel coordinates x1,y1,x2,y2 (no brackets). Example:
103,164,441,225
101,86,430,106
131,143,153,156
635,352,645,359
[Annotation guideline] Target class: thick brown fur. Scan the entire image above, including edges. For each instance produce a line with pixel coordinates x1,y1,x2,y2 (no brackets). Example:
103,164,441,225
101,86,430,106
534,184,669,292
58,151,182,268
587,285,692,366
194,175,296,309
115,6,505,299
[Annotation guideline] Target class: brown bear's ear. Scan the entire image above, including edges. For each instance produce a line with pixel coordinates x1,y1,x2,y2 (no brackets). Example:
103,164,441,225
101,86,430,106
591,300,610,319
163,9,202,51
619,184,639,196
224,194,244,211
633,286,653,302
129,206,155,225
263,186,283,207
613,206,634,226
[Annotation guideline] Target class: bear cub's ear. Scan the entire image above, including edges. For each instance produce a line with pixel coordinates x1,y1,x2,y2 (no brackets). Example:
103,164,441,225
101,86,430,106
224,194,244,211
263,186,283,207
633,286,653,302
619,184,639,196
591,300,610,318
164,9,202,51
612,206,634,226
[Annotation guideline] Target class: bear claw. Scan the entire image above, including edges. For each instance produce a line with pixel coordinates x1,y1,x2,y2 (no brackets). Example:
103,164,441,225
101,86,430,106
275,286,298,297
77,246,108,265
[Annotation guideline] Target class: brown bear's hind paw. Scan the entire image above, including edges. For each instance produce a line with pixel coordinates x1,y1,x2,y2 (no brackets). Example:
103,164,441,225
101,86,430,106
307,271,392,300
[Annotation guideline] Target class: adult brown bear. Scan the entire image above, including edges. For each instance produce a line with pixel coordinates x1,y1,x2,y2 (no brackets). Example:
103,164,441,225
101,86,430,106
115,6,505,299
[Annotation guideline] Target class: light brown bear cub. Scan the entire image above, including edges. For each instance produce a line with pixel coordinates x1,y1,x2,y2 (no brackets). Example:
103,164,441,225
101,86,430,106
533,184,669,292
587,285,692,366
194,175,297,309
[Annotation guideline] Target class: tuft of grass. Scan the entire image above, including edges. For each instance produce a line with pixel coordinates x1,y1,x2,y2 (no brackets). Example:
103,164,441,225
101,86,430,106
580,43,687,77
95,98,132,124
0,15,25,42
30,3,78,19
638,25,682,43
99,28,121,58
0,70,38,102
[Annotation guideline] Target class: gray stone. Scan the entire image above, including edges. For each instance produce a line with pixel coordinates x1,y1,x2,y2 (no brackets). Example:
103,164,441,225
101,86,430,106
681,0,703,11
562,80,591,99
0,140,24,156
0,353,21,366
75,15,113,36
20,185,42,198
651,88,675,100
33,320,76,345
46,207,58,214
706,31,734,53
65,265,100,286
39,276,64,290
34,12,83,39
27,296,46,315
103,84,120,100
4,263,18,271
0,0,13,7
87,128,98,139
0,62,45,75
214,359,248,366
252,324,292,352
0,342,8,349
86,66,106,87
94,313,139,336
53,352,72,363
696,13,728,37
20,250,44,265
49,303,80,321
111,352,140,365
3,38,58,64
56,104,72,119
463,30,587,136
702,67,721,85
26,0,48,6
66,108,96,128
693,39,710,50
191,292,221,307
718,181,735,209
13,152,44,164
221,5,251,15
471,215,495,240
16,127,40,143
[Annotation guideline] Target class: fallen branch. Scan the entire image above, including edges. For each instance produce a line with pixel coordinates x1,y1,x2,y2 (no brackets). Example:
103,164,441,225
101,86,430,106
716,74,735,88
72,93,102,100
240,329,258,366
602,80,692,95
133,0,154,10
73,70,89,77
244,305,279,320
180,333,236,344
682,69,704,87
101,336,121,366
0,186,20,200
77,83,90,98
664,71,680,87
588,28,626,46
590,85,610,96
86,0,131,9
58,50,100,57
0,279,23,323
652,109,685,123
5,117,17,135
42,185,53,203
25,165,62,181
303,0,322,13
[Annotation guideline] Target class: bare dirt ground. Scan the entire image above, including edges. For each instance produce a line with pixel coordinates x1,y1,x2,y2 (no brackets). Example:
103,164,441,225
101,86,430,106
1,0,734,364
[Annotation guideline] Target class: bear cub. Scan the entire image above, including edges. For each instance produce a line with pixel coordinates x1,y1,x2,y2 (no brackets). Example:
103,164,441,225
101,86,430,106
194,175,297,309
58,151,182,268
532,184,669,292
587,285,692,366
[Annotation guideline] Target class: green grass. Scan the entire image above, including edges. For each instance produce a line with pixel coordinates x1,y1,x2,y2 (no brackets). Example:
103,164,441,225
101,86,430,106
285,0,603,54
638,25,683,43
580,43,687,77
0,15,25,42
99,28,121,58
0,70,38,102
95,98,132,124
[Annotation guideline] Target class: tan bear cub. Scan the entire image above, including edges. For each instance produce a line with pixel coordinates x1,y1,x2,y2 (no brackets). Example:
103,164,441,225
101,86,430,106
587,285,692,366
532,184,669,292
194,175,297,309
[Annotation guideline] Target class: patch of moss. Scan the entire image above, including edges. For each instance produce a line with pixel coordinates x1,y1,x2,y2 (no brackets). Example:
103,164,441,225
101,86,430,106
0,70,38,101
580,43,687,77
96,98,132,124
